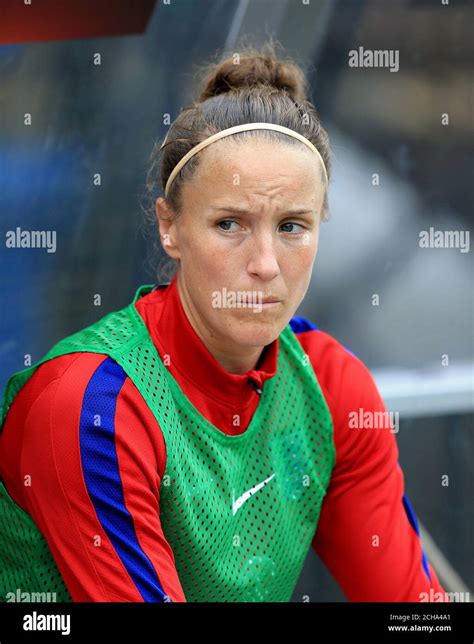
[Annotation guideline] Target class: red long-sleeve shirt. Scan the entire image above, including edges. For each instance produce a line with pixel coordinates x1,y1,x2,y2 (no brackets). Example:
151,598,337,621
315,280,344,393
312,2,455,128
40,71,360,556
0,275,446,601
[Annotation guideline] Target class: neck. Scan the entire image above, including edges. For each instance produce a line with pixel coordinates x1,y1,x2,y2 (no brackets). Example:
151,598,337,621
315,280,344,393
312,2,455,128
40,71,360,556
208,346,264,375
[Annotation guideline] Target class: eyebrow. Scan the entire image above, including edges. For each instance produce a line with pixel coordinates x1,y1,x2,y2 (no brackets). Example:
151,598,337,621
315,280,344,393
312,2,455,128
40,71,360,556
210,205,315,216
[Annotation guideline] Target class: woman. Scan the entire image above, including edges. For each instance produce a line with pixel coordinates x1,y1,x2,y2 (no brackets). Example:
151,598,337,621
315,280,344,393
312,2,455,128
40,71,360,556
0,43,446,602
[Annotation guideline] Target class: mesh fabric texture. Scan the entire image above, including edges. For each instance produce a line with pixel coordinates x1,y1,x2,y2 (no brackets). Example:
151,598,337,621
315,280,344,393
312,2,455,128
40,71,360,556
0,285,335,602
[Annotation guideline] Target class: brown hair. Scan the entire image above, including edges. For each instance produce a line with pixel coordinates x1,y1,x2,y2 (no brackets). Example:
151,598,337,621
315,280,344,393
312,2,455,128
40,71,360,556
144,39,332,283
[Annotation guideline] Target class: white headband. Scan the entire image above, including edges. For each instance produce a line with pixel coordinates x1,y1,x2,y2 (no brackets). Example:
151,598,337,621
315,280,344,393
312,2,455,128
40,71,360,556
160,122,328,197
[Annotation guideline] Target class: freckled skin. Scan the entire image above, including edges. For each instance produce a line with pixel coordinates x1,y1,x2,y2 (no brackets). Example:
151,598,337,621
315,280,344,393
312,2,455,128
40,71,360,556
155,139,326,374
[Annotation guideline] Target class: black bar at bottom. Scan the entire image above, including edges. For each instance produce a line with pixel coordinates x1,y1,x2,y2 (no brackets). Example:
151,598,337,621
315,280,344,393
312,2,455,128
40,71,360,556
0,601,472,641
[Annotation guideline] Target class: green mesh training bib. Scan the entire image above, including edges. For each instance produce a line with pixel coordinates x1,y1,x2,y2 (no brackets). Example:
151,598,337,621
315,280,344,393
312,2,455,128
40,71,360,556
0,284,335,602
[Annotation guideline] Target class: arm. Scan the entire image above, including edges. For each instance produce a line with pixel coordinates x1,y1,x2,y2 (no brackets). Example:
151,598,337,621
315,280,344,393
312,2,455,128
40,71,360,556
295,327,447,602
0,352,185,602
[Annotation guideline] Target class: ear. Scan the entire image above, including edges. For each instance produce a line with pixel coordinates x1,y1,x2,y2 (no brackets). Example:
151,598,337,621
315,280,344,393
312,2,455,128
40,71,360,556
155,197,181,260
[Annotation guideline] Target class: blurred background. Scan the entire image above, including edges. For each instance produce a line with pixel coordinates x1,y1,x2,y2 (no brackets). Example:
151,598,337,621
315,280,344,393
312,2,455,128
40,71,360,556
0,0,472,600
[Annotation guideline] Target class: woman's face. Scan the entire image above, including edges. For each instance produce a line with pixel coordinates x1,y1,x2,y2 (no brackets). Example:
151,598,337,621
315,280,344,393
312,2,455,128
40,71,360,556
156,138,326,355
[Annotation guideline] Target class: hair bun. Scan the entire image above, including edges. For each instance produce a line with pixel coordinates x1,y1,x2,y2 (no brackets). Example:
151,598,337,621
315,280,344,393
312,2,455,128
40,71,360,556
197,41,308,104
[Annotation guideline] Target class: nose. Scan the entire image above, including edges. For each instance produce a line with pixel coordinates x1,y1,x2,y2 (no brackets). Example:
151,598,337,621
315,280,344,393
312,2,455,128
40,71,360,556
246,231,281,282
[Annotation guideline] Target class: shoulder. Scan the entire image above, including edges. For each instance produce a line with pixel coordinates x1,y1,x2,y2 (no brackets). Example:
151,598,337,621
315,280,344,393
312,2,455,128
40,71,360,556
1,350,166,523
289,316,392,466
2,352,164,474
289,315,379,408
5,352,111,415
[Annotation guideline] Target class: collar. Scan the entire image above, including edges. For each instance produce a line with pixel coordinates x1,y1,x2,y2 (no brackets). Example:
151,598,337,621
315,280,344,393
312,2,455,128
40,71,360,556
134,274,278,405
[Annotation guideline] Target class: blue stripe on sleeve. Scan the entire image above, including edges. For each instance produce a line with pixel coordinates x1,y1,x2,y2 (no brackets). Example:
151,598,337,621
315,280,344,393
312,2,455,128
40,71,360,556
79,357,170,602
402,492,432,583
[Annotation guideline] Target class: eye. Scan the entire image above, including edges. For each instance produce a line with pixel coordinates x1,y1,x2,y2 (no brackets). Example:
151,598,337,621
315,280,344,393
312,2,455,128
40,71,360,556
217,219,241,232
279,222,306,233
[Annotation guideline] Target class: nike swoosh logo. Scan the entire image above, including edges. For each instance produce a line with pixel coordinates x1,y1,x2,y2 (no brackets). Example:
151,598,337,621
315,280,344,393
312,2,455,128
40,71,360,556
232,473,276,516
